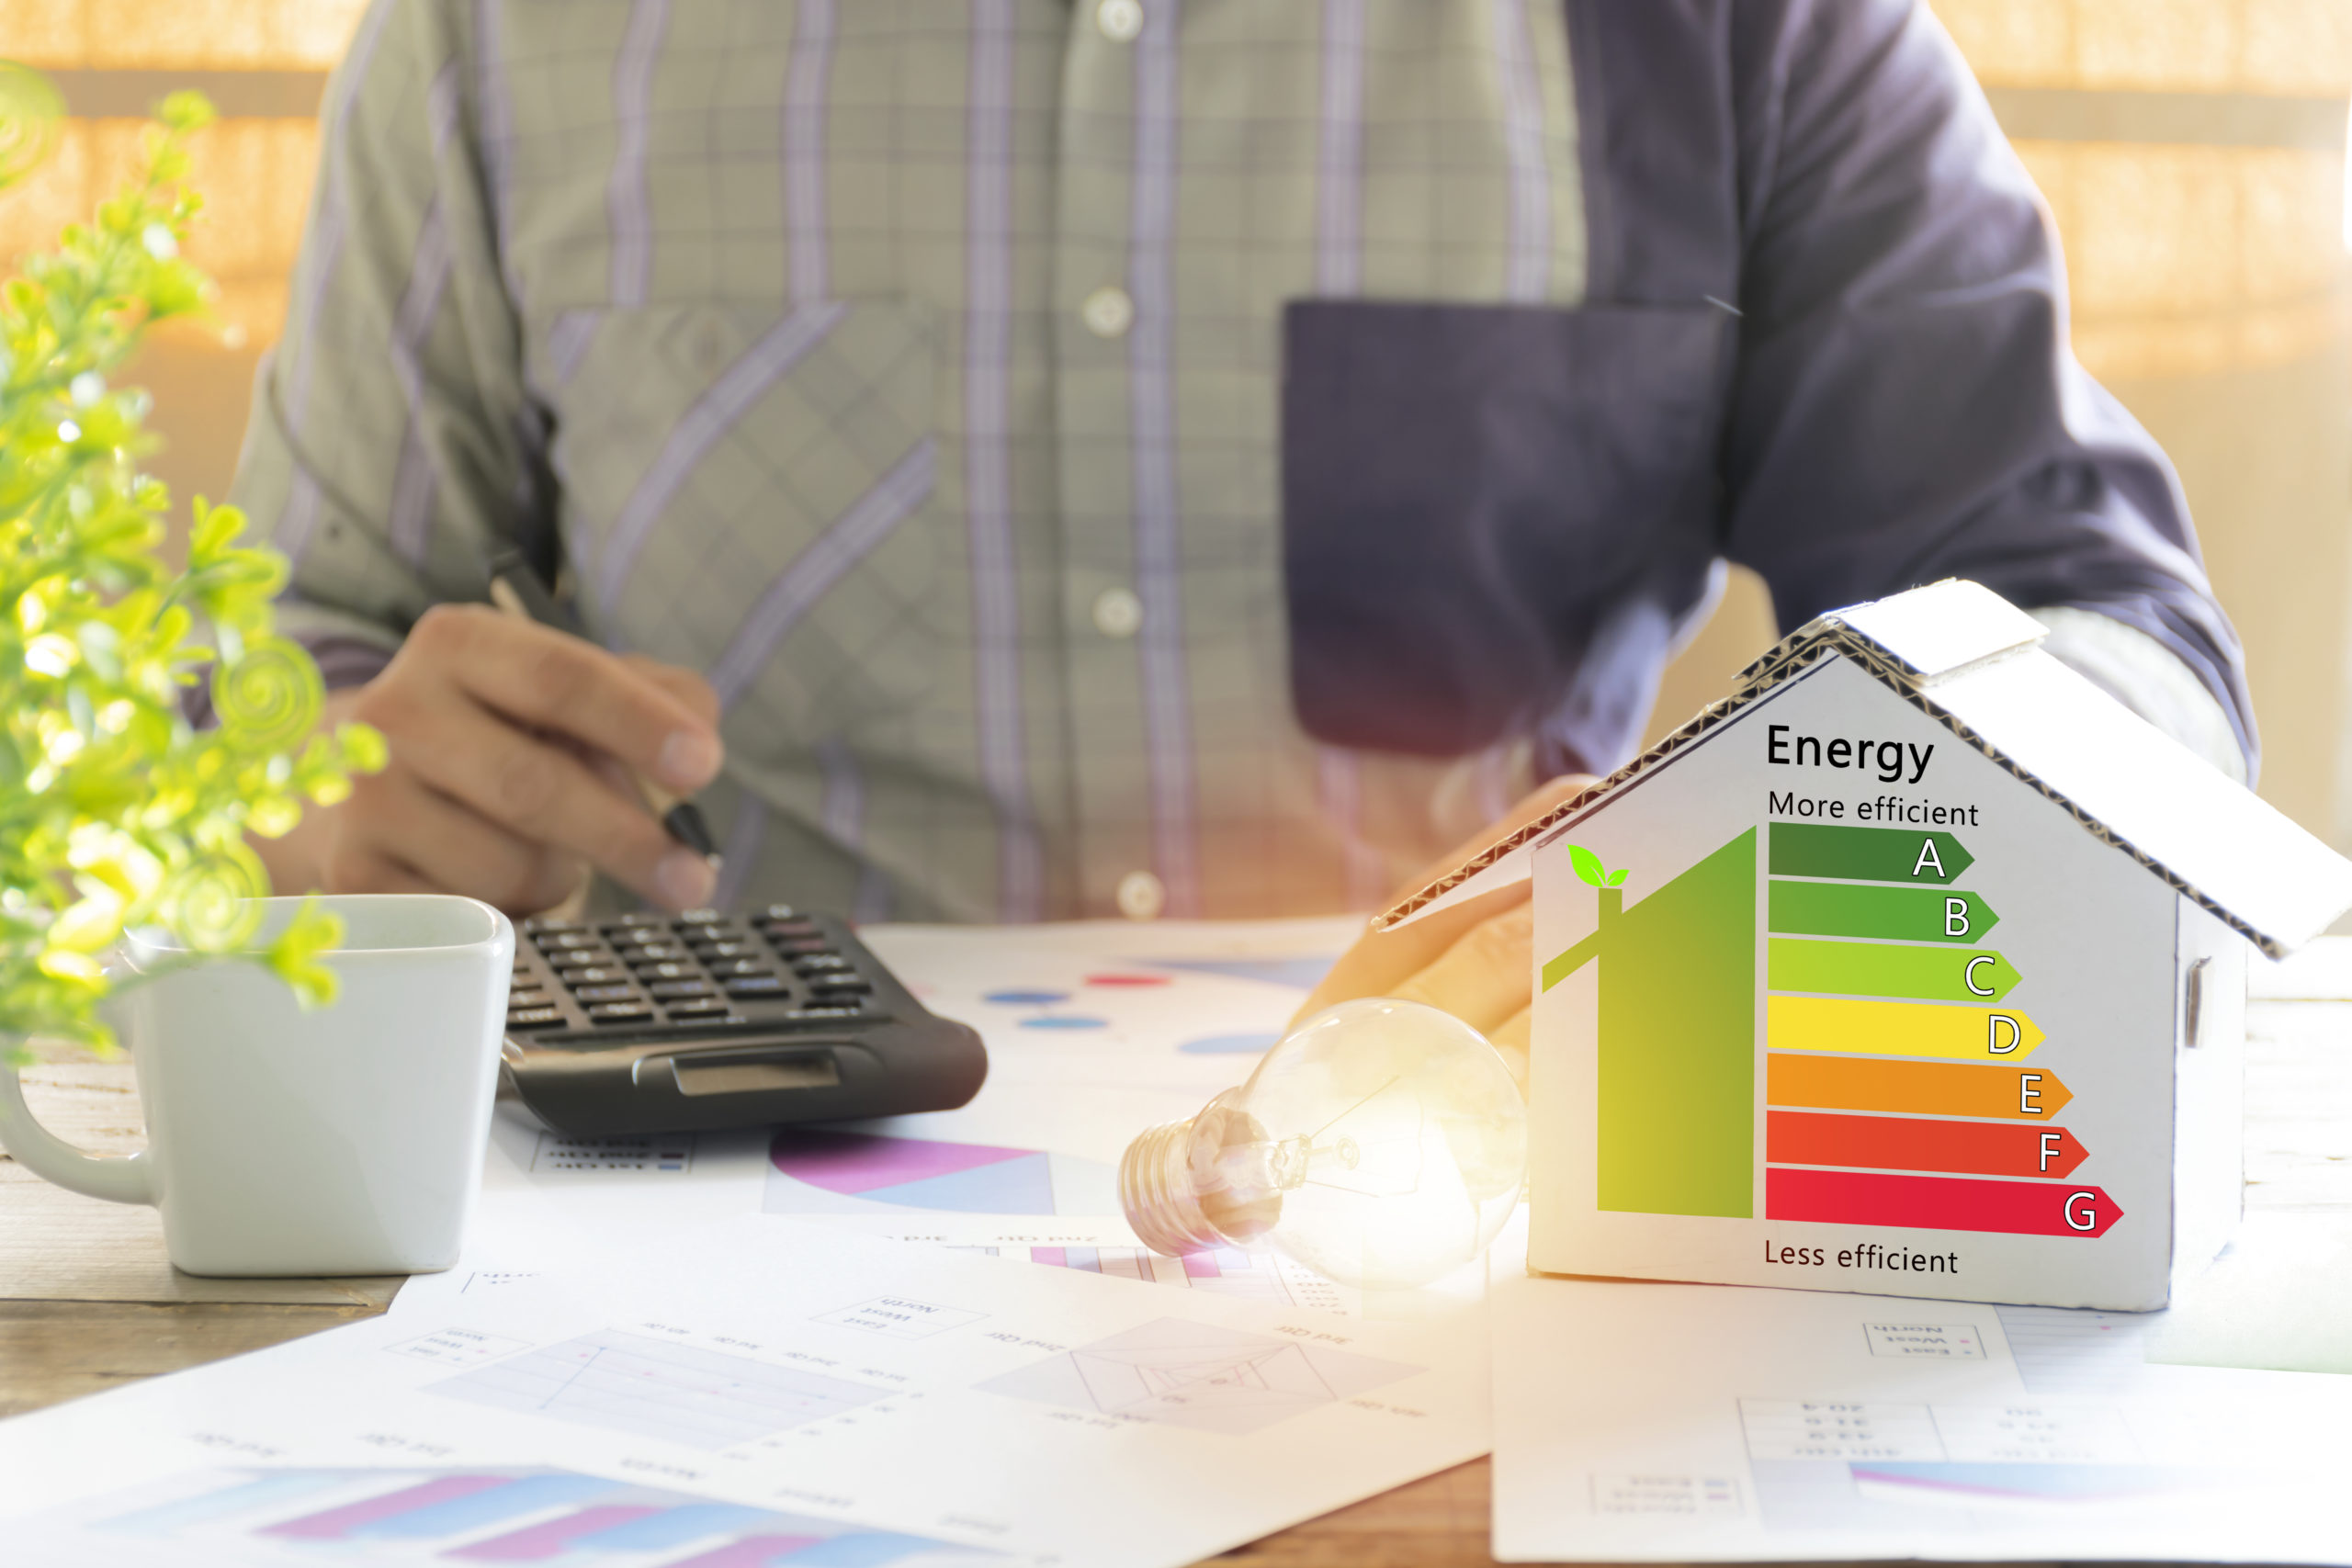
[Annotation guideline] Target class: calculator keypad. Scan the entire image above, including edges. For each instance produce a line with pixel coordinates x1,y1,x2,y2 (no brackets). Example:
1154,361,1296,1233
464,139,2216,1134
506,908,885,1040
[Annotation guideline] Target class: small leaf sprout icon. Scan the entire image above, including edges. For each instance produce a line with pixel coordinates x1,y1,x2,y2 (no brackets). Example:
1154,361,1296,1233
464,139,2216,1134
1566,845,1630,889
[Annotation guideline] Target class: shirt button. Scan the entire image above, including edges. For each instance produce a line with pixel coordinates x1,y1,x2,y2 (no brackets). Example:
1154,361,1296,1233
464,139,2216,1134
1096,0,1145,42
1091,586,1144,639
1081,285,1135,339
1115,870,1166,920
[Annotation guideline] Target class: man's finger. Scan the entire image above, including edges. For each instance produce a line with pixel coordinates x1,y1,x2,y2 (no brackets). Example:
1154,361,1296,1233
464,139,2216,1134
389,690,715,908
1386,902,1534,1035
410,604,723,793
1489,1005,1532,1095
620,653,723,730
347,769,579,914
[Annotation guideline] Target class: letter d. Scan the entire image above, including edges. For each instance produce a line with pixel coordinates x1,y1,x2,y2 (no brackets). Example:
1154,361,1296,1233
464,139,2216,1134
1987,1014,2021,1055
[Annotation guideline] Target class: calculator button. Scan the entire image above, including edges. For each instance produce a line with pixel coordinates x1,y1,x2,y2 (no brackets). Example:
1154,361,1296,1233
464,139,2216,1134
648,979,713,998
766,935,831,956
810,981,873,998
536,931,600,950
675,908,727,925
692,941,755,960
664,998,732,1016
588,1001,655,1021
523,919,587,932
508,987,554,1007
760,904,800,920
724,976,788,997
506,1007,565,1028
619,942,686,962
797,1004,860,1018
560,965,627,985
634,961,696,981
794,955,854,976
611,912,669,927
711,959,772,977
574,984,639,1003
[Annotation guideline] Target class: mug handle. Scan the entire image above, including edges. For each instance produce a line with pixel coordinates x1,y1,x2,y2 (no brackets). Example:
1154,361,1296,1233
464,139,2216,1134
0,953,154,1207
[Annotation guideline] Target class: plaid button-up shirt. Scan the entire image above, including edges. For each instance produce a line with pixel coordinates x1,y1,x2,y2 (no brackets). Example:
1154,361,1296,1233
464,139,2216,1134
233,0,2252,923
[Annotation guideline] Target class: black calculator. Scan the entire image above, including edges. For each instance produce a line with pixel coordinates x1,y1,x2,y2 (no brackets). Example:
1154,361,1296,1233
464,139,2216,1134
499,906,987,1136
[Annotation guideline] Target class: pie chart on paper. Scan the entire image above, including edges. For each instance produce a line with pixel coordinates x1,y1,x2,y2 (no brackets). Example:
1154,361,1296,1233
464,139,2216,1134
763,1129,1118,1216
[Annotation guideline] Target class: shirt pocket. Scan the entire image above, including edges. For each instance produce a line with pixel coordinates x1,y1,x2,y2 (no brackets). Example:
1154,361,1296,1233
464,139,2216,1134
548,299,941,747
1281,299,1730,759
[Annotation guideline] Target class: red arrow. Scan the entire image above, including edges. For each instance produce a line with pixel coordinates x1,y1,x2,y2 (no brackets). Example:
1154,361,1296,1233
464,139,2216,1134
1768,1168,2124,1238
1768,1112,2090,1180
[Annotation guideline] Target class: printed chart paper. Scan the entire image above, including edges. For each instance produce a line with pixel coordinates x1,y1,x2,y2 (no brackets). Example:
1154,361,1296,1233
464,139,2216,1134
0,1218,1487,1568
399,919,1386,1319
1491,1270,2352,1562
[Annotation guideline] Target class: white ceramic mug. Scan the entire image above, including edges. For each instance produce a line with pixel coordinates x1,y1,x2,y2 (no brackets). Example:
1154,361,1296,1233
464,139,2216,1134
0,895,513,1277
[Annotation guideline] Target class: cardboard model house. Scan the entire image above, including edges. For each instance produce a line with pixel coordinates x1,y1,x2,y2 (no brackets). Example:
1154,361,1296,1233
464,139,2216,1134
1382,580,2352,1311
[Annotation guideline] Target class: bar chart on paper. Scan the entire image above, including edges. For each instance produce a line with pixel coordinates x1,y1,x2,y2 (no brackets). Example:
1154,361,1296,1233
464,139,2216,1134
33,1465,995,1565
1550,821,2116,1238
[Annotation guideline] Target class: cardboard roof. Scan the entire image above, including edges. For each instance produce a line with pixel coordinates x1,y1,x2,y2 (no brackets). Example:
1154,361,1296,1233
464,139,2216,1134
1377,580,2352,959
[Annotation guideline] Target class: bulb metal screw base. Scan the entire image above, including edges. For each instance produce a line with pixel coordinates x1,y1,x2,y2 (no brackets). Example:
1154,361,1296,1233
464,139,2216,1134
1119,1115,1227,1258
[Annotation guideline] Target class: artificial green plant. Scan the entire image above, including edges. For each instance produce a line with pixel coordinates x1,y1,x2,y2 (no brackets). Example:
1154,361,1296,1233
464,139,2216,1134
0,65,384,1062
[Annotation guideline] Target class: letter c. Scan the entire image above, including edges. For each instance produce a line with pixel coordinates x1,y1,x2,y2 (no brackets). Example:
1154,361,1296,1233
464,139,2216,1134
1965,955,1996,997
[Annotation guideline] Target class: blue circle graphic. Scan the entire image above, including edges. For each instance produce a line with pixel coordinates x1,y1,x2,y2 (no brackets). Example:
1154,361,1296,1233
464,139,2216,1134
1178,1032,1282,1055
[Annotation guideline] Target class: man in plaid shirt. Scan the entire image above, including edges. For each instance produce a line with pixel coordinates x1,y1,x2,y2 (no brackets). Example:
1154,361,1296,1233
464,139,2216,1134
240,0,2252,1058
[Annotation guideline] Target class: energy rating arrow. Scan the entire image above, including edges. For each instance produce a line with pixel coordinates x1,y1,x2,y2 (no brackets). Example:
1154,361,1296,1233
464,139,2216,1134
1769,939,2022,1003
1770,823,1975,884
1768,1054,2073,1120
1767,1168,2124,1237
1770,882,2000,944
1767,1111,2091,1179
1767,996,2044,1061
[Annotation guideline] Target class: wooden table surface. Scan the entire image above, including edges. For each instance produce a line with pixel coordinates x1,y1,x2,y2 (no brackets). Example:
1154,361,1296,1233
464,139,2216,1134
5,951,2349,1567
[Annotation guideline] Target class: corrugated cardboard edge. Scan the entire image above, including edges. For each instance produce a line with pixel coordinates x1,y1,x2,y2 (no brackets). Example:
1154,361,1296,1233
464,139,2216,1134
1374,615,2307,960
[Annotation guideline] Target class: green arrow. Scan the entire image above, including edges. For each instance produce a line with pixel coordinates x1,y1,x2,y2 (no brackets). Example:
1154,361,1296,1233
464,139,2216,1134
1769,939,2022,1002
1769,822,1974,884
1768,881,2000,944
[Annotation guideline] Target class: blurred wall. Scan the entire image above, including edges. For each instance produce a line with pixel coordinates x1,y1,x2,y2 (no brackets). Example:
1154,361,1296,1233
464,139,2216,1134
6,0,2351,849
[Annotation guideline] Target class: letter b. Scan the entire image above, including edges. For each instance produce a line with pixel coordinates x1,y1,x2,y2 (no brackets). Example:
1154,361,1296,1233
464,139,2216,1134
1945,897,1971,937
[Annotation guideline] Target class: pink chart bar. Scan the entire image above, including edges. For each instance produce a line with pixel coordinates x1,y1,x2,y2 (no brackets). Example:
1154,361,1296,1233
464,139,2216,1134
451,1504,663,1560
262,1475,508,1540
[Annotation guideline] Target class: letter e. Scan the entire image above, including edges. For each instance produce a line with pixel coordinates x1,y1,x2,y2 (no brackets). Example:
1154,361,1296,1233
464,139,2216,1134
2019,1072,2043,1114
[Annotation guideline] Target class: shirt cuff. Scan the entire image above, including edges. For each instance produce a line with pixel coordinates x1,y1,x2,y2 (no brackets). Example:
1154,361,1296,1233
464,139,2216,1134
2031,605,2249,784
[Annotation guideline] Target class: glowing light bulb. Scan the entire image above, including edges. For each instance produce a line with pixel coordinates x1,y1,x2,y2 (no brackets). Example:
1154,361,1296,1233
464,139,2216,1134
1119,998,1525,1290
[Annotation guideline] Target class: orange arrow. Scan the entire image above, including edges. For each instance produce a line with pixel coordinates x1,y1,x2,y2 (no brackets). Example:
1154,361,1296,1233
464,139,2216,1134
1767,1055,2074,1121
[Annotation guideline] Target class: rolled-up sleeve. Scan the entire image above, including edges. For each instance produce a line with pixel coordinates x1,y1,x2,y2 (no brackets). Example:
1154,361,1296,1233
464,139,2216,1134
228,0,541,688
1721,0,2256,776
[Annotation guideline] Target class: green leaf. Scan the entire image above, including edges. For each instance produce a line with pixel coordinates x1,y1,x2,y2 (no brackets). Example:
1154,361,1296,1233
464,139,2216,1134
264,898,345,1009
1567,843,1608,888
1604,868,1629,886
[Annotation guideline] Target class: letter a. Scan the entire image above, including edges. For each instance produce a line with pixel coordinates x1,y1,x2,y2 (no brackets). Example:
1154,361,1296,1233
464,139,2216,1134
1913,838,1945,879
1945,897,1970,936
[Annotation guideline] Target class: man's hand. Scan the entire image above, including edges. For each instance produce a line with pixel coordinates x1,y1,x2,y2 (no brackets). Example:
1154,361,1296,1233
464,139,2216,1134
1292,773,1597,1090
254,605,727,915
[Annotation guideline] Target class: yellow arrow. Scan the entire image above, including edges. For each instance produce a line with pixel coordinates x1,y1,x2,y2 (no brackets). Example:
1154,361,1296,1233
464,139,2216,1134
1767,995,2045,1062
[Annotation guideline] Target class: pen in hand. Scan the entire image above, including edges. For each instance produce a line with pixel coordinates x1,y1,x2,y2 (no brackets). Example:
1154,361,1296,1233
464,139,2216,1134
484,547,723,871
